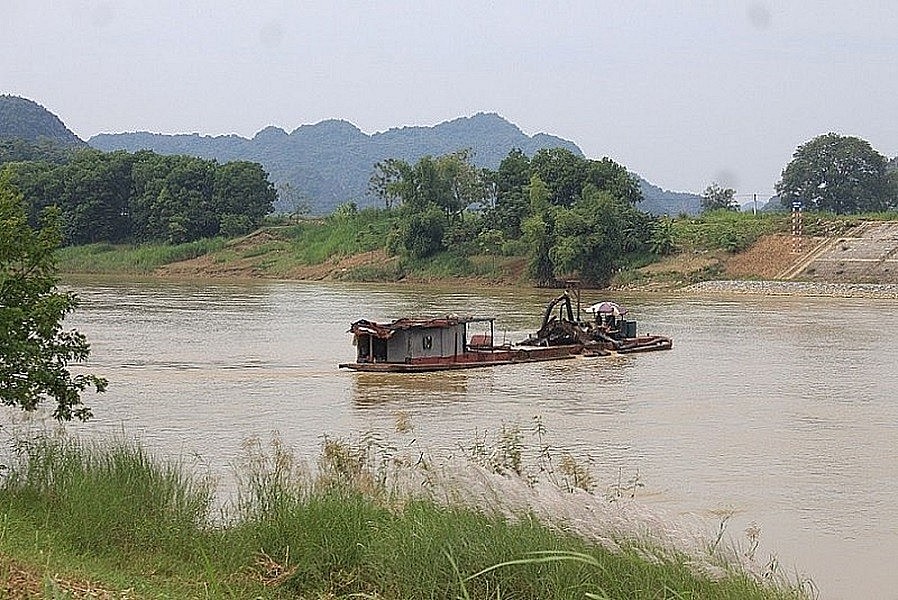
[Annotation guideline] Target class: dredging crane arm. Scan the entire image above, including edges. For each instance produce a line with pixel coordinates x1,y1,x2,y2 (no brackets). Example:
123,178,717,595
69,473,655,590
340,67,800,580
541,292,574,329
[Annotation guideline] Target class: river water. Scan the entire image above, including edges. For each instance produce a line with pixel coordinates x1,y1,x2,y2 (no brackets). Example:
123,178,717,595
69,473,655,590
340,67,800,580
20,280,898,599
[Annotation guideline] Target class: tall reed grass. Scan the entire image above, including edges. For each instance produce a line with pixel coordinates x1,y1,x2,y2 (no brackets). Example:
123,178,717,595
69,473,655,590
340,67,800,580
55,237,226,274
2,434,212,558
0,430,812,599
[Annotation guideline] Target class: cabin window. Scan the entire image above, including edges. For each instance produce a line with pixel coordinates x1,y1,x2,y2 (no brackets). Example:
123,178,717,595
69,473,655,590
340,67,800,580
422,335,433,350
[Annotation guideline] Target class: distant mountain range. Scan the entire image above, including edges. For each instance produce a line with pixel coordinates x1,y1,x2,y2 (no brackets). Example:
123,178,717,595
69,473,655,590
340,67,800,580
90,113,590,214
1,95,702,215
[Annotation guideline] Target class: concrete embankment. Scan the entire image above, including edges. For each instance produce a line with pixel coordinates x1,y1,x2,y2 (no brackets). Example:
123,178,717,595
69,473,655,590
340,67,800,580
685,279,898,299
784,221,898,283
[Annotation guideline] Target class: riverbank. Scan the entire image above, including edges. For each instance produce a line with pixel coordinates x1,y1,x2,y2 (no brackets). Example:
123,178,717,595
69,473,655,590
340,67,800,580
54,216,898,294
53,211,792,286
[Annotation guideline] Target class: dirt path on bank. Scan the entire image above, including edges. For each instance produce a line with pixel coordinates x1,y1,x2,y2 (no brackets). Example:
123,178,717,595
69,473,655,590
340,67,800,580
724,234,812,279
629,234,812,289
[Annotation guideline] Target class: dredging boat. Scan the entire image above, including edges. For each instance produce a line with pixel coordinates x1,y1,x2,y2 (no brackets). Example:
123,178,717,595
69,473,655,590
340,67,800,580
338,289,672,373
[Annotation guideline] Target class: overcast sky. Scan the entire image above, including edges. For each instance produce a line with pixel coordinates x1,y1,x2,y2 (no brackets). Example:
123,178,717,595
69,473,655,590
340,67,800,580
3,1,896,199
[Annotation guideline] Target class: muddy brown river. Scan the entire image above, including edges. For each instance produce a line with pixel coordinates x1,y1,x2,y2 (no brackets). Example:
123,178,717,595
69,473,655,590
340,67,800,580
17,279,898,599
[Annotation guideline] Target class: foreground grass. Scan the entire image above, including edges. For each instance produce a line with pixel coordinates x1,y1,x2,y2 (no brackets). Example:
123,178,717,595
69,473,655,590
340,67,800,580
0,434,808,599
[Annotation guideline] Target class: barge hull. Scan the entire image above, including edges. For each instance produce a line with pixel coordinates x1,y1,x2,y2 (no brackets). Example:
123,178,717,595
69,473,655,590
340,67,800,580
338,337,672,373
339,345,583,372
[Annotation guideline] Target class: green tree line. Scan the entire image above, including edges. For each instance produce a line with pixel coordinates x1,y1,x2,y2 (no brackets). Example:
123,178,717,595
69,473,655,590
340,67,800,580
2,144,276,244
369,147,660,286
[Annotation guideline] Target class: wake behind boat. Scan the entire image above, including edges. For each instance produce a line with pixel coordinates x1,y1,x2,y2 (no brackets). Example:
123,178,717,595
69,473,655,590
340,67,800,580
338,289,672,373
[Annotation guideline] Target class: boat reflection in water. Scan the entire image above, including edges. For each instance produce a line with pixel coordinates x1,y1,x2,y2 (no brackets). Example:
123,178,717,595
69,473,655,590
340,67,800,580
350,371,470,406
339,288,672,373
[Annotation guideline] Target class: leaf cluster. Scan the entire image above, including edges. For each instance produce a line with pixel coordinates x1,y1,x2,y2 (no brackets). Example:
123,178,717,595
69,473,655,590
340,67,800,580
371,150,491,259
0,174,106,421
0,137,75,165
491,149,651,286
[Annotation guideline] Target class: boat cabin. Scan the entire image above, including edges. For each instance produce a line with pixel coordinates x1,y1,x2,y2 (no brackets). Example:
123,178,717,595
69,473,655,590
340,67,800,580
348,316,495,364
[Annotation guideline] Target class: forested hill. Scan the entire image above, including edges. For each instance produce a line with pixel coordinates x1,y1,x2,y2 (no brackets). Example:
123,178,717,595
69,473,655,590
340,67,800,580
0,96,84,147
90,113,583,214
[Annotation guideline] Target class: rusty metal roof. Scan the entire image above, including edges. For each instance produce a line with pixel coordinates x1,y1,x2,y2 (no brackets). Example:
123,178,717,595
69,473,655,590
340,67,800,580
348,316,491,339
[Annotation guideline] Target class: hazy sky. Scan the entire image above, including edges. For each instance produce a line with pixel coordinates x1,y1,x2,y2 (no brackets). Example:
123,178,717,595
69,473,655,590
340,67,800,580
3,1,896,198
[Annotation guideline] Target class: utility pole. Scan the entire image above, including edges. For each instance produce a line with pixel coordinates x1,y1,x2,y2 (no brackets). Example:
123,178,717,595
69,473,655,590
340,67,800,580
791,200,803,253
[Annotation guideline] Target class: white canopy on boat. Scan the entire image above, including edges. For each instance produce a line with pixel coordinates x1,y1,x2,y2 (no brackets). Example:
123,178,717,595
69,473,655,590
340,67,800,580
586,301,628,316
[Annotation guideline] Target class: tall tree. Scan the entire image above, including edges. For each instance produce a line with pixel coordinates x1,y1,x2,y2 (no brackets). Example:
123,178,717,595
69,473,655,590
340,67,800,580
530,147,585,207
9,149,276,245
549,186,650,286
487,148,532,237
396,204,447,259
159,155,217,242
521,175,555,286
889,157,898,202
0,172,106,421
531,148,643,209
61,149,134,243
433,149,489,221
4,159,62,226
584,157,643,205
372,151,489,258
213,161,277,235
777,133,894,214
700,183,737,212
368,158,412,210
